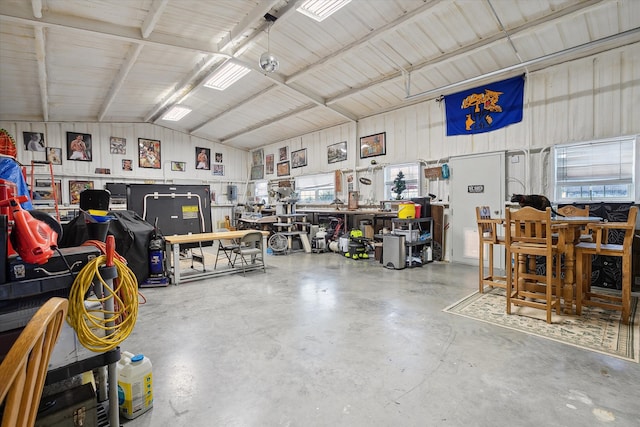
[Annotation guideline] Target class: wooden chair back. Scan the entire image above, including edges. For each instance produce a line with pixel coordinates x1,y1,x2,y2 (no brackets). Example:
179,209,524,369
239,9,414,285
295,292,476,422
476,206,502,244
557,205,589,217
506,206,554,248
475,206,506,293
0,297,68,427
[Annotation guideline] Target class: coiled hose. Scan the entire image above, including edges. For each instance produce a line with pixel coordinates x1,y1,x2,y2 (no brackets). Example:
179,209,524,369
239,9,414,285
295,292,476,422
67,241,139,352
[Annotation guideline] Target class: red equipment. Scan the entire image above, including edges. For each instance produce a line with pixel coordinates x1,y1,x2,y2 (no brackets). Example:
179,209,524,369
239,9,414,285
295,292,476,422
0,196,57,264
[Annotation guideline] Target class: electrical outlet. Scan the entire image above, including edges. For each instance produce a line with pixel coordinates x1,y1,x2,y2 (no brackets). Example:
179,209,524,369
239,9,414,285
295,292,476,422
511,156,520,163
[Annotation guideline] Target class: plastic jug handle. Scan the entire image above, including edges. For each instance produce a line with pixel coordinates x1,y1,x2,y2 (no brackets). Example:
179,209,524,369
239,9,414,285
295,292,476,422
121,351,135,362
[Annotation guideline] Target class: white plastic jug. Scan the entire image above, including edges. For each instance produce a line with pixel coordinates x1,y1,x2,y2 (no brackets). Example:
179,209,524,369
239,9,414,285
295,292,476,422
117,351,153,419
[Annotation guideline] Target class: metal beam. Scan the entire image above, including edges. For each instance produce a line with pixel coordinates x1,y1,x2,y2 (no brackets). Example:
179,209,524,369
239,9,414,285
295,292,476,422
33,26,48,122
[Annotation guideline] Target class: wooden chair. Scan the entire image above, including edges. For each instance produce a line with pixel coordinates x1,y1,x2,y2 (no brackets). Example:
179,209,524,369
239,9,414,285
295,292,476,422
232,231,266,276
476,206,506,293
0,297,68,427
575,206,638,324
505,207,566,323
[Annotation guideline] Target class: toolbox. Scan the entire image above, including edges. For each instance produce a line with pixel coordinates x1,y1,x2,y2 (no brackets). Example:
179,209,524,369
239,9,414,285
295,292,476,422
7,245,100,282
36,383,98,427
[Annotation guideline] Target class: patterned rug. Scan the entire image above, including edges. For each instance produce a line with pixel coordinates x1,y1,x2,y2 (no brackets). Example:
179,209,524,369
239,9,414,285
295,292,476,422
443,288,639,363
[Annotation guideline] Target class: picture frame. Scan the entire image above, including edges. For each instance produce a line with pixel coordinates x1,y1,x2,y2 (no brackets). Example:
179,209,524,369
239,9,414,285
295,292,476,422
251,165,264,180
24,132,45,152
138,138,161,169
279,146,288,161
214,152,223,163
291,148,307,168
35,179,62,204
46,147,62,165
265,154,274,174
328,141,347,164
196,147,210,170
122,159,133,171
69,180,94,205
252,149,264,166
213,164,224,176
171,161,186,172
359,132,386,159
66,132,92,161
277,161,290,177
109,136,126,154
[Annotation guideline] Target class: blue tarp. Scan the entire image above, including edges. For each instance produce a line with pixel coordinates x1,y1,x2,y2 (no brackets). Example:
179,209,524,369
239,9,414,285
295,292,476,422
0,157,33,210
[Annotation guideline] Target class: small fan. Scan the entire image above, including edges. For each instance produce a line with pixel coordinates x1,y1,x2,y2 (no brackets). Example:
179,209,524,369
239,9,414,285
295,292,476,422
268,233,288,253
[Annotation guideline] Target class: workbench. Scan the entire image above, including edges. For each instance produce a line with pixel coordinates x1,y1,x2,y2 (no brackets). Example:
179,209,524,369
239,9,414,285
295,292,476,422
164,230,269,285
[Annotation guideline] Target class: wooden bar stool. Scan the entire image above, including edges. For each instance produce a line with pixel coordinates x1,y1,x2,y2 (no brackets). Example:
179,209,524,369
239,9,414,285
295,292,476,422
476,206,506,293
575,206,637,324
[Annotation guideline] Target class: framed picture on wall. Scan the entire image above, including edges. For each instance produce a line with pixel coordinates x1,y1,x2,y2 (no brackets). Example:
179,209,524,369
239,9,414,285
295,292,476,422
69,180,94,205
359,132,386,159
122,159,133,171
266,154,274,174
66,132,92,161
24,132,45,152
110,136,126,154
279,146,288,161
171,161,185,171
277,161,290,177
213,164,224,176
215,152,223,163
46,147,62,165
251,165,264,180
196,147,210,170
252,149,264,166
328,141,347,164
35,179,62,204
138,138,161,169
291,149,307,168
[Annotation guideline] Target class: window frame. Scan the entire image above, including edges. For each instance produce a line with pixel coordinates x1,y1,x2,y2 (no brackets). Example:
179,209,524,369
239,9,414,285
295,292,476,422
295,172,335,205
553,135,637,203
383,162,422,201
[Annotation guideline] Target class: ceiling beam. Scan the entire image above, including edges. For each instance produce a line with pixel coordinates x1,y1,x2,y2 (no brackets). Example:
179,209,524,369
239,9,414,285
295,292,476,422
325,0,604,105
141,0,169,39
98,44,143,122
33,26,48,122
217,0,281,54
218,104,318,144
30,0,42,18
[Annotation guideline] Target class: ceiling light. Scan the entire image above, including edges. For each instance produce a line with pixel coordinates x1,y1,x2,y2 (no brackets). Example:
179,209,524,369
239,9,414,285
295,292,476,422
162,105,192,121
204,61,251,90
297,0,351,22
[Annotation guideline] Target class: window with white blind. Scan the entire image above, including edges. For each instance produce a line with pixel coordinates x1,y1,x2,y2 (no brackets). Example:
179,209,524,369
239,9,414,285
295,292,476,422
383,163,421,200
295,173,334,204
554,136,637,202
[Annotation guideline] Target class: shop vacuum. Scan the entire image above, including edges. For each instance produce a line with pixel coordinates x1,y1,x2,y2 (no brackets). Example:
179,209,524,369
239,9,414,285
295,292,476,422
140,218,170,287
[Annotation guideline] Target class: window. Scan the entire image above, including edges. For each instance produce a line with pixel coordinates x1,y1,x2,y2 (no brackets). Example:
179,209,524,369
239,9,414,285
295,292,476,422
295,173,334,204
254,180,269,203
554,136,637,203
383,163,421,200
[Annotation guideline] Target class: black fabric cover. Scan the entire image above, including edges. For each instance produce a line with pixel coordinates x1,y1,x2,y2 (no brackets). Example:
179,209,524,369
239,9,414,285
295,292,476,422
60,210,154,285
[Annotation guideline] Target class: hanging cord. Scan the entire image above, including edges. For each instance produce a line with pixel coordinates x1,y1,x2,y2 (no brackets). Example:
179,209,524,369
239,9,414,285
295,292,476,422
67,239,139,352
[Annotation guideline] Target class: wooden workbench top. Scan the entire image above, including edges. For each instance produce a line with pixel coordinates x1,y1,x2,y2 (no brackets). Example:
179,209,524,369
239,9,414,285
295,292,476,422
165,230,269,245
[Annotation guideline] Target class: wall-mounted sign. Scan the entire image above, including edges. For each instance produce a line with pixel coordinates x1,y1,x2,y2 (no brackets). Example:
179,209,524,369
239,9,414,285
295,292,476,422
424,167,443,179
468,185,484,193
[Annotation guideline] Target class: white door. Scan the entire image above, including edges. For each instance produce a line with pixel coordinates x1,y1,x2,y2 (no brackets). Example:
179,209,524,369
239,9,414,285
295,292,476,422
449,152,505,267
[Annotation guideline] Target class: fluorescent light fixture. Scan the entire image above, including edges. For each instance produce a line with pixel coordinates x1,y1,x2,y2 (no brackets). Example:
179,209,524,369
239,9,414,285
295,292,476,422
297,0,351,22
204,61,251,90
162,105,192,121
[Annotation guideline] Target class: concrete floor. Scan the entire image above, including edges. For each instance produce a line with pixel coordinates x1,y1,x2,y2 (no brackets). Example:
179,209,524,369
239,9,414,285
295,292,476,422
120,252,640,427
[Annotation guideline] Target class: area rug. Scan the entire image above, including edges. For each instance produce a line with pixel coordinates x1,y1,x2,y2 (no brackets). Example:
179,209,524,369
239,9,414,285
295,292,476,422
443,288,639,363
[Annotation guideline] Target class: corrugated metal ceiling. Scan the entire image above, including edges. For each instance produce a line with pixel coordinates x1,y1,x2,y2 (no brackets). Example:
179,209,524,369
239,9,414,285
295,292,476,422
0,0,638,151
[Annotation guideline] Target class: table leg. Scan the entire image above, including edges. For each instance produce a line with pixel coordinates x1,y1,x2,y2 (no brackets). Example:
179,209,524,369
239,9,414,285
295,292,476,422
563,241,575,314
172,242,181,285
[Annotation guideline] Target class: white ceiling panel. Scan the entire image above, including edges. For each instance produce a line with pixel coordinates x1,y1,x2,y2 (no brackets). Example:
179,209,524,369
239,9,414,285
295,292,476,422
0,0,638,151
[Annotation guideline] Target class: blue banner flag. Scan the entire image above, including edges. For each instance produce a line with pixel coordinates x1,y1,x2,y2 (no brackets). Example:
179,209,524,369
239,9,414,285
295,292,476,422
445,75,524,136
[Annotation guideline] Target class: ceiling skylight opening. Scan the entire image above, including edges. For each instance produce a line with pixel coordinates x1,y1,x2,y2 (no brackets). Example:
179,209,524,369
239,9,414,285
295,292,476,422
204,61,251,91
162,105,192,121
297,0,351,22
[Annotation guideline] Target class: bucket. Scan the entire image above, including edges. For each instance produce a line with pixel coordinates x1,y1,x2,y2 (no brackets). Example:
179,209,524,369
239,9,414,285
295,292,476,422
414,204,421,219
117,351,153,420
397,203,416,219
